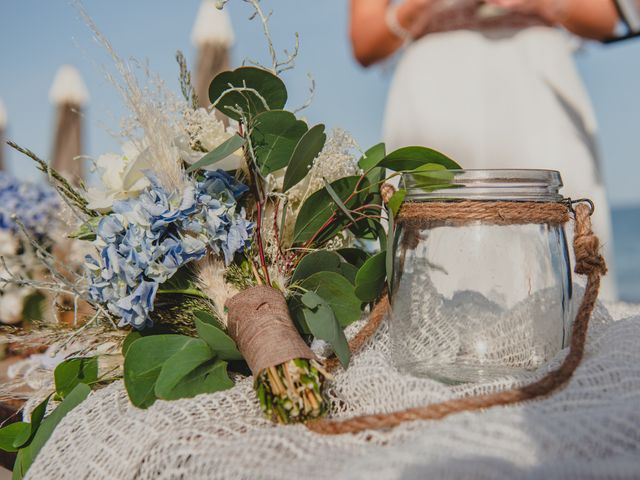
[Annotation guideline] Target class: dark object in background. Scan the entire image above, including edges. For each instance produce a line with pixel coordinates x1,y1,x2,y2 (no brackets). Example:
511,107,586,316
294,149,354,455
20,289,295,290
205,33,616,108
605,0,640,43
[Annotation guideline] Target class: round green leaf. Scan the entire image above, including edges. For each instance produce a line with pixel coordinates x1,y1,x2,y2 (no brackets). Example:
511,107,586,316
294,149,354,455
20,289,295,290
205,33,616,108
0,423,30,453
291,250,358,285
124,335,195,408
154,338,214,399
251,110,308,174
54,357,98,399
195,317,243,361
300,271,362,327
158,359,233,401
209,66,287,121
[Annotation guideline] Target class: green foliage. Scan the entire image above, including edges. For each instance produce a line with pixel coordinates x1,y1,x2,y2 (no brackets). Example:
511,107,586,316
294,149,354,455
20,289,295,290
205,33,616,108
209,66,287,121
122,331,143,356
250,110,308,175
387,189,407,217
282,124,326,192
0,424,30,453
123,333,235,409
291,250,357,285
377,146,461,171
354,251,387,303
293,176,363,244
301,292,350,368
12,384,90,480
194,316,243,361
186,134,245,172
299,271,361,328
69,216,101,241
337,248,370,268
54,357,98,399
358,142,386,171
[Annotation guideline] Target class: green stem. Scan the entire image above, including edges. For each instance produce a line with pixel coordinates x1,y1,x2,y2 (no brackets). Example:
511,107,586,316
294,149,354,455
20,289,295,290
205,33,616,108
157,288,210,299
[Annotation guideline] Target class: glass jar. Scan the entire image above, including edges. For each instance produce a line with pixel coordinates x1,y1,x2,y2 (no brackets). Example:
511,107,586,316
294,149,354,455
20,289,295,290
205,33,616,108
390,170,573,383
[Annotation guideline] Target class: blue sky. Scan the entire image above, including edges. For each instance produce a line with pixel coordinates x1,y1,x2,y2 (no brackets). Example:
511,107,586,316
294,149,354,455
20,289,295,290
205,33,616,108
1,0,639,206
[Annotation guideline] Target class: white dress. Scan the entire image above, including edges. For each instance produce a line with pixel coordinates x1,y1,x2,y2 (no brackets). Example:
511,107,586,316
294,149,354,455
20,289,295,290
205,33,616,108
383,7,618,300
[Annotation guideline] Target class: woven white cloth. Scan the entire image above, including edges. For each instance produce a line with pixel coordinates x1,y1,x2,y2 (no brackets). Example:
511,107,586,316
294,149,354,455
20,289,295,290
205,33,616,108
26,293,640,479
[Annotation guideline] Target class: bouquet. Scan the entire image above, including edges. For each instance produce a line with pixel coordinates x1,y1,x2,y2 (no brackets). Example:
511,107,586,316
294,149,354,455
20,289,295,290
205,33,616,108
0,2,460,476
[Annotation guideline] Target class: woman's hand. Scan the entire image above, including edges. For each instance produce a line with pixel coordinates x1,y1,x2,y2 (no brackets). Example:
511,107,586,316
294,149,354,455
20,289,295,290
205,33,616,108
484,0,618,39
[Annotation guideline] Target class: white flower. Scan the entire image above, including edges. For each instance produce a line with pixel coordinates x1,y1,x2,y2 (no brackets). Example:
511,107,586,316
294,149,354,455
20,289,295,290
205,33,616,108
180,108,243,171
86,142,153,212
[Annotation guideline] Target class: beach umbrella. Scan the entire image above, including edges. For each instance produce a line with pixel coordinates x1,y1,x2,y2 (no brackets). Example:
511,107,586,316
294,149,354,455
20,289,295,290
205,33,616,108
49,65,89,185
191,0,235,109
0,98,6,171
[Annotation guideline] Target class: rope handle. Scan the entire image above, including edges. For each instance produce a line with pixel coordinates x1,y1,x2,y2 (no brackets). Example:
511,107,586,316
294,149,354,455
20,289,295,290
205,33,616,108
308,201,605,435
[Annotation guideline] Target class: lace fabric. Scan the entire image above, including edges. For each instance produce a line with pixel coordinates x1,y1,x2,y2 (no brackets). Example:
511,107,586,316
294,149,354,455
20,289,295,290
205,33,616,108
23,286,640,479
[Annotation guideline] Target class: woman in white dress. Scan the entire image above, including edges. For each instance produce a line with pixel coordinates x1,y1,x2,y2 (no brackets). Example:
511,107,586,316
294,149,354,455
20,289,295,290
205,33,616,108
350,0,619,299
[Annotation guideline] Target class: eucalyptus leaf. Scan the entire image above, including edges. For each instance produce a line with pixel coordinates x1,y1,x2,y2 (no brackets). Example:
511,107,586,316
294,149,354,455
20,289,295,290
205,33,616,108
251,110,308,174
301,291,350,368
122,331,143,356
323,178,355,222
358,142,386,171
282,124,326,192
54,357,98,399
0,423,30,453
378,146,461,171
69,216,100,241
209,66,287,121
195,317,243,360
293,176,361,244
154,338,214,399
13,384,91,480
186,134,245,172
12,395,51,449
194,309,224,329
337,248,370,268
354,251,387,303
387,189,407,217
300,271,362,327
158,358,233,401
291,250,358,285
123,335,196,408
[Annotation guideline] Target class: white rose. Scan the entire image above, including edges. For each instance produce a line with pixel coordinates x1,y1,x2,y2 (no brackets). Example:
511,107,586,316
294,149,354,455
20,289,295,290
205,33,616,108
86,141,152,212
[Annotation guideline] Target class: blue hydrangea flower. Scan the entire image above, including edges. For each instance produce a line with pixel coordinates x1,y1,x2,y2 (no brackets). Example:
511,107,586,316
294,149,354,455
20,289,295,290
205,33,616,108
86,169,254,329
0,172,59,236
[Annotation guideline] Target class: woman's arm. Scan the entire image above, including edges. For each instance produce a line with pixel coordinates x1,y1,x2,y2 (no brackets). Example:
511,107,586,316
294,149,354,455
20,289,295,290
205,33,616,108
487,0,619,39
350,0,432,67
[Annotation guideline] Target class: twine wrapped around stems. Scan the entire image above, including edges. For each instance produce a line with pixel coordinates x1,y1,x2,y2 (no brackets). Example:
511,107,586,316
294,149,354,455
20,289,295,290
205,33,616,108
225,285,315,376
308,200,605,435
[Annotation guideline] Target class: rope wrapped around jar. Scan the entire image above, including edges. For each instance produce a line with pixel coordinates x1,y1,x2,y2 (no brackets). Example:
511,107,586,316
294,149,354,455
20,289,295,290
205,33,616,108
307,196,606,435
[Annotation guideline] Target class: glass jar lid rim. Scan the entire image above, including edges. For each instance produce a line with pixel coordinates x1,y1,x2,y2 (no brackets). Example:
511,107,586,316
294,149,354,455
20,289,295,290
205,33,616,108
400,169,564,202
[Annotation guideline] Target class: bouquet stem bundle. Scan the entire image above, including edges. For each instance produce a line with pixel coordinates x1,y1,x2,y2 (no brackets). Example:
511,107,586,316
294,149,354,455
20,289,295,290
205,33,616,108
225,285,328,424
